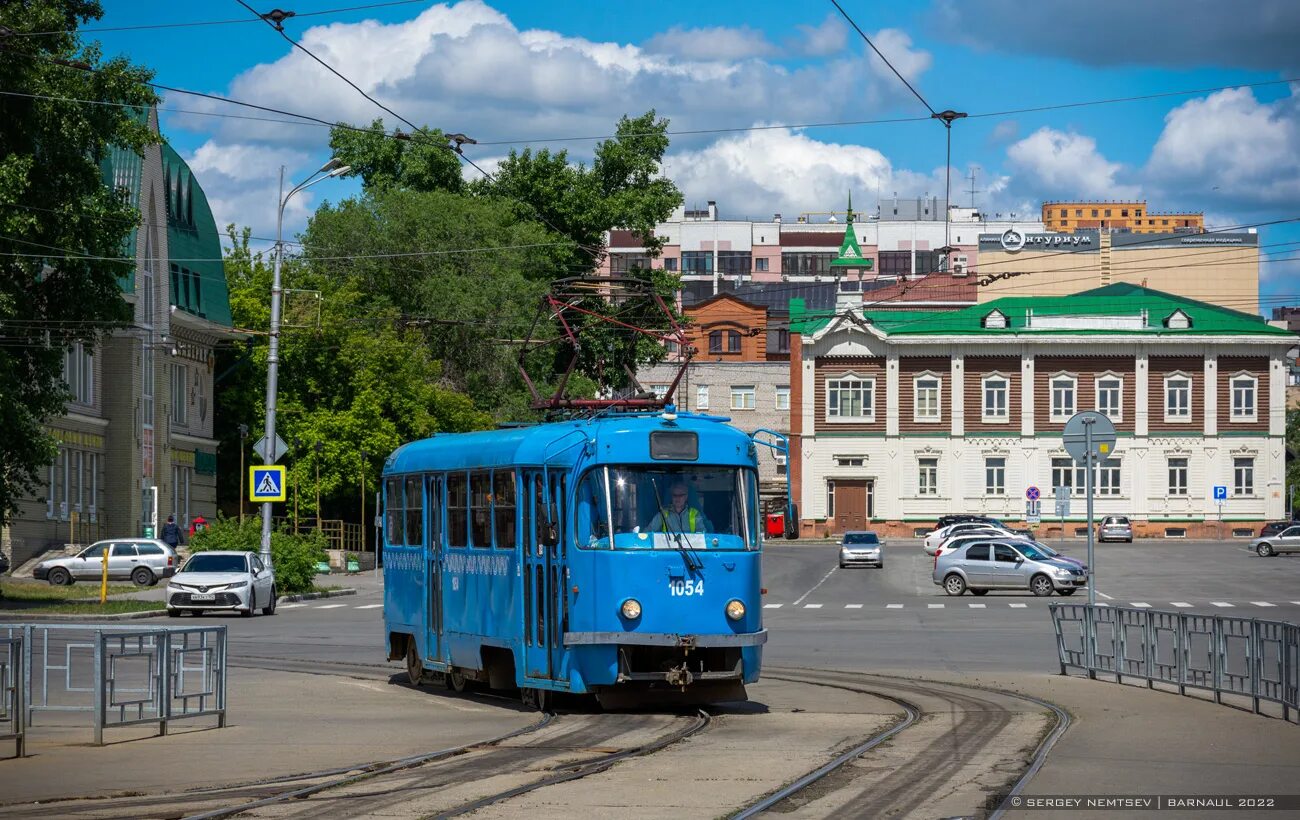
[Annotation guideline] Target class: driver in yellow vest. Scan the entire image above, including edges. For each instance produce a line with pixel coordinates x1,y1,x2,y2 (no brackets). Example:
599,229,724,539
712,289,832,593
648,480,713,533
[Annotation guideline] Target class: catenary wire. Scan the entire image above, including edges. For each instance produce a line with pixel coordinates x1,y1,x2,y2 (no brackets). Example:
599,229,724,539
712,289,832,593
829,0,937,117
2,1,432,36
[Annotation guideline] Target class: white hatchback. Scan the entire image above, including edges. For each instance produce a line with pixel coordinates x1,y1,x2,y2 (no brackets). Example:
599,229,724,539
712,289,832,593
166,551,277,617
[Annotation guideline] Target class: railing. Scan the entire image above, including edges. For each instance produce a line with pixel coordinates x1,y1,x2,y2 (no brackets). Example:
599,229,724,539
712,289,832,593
0,623,227,747
1049,603,1299,723
272,517,366,551
0,636,23,758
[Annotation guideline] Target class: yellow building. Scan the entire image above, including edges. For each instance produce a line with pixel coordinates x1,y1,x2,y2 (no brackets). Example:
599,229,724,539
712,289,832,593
1043,200,1204,234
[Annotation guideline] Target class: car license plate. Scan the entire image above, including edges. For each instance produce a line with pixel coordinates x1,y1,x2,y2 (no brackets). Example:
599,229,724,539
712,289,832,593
191,593,215,601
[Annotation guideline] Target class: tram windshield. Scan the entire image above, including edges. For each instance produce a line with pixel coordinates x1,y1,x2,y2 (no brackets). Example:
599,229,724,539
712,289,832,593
577,465,759,550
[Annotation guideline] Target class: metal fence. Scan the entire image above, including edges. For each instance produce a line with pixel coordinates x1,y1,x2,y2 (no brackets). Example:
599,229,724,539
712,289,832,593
0,623,227,749
0,636,23,758
1049,603,1299,723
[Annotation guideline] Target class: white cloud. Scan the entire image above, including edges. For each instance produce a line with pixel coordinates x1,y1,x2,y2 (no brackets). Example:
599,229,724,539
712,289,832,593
1145,87,1300,208
185,141,320,241
1004,127,1139,199
788,14,847,57
643,25,773,61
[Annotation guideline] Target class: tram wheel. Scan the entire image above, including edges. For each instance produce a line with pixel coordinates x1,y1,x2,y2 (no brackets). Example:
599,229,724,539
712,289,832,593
405,642,424,687
447,668,469,693
521,687,549,711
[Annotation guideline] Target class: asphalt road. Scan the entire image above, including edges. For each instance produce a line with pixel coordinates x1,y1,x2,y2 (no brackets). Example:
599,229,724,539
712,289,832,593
208,538,1300,680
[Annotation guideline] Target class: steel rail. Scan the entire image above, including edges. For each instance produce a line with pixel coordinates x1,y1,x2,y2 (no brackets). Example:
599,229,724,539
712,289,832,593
987,689,1072,819
431,709,712,819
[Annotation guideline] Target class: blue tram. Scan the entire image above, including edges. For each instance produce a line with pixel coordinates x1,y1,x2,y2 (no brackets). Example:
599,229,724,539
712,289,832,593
381,409,766,706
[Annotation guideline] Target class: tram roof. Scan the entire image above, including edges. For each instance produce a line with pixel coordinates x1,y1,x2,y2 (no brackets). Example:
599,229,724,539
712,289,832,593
383,411,752,475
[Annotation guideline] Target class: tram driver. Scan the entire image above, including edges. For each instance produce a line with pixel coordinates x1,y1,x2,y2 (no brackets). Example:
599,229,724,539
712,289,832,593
648,480,713,534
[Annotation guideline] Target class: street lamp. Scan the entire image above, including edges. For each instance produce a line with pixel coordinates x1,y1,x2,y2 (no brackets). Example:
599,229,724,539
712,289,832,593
259,159,351,568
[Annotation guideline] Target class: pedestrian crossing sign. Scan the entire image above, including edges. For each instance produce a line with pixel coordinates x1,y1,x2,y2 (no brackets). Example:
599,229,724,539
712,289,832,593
250,466,287,502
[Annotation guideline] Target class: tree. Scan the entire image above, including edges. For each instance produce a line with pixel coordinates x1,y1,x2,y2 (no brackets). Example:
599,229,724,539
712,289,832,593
328,119,463,195
0,1,157,526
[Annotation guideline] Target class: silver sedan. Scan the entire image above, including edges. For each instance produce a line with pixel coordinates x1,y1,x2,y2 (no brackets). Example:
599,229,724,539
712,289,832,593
1251,525,1300,557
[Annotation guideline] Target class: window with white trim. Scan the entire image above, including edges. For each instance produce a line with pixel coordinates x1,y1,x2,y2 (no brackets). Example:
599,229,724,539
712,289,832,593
1230,375,1256,420
87,452,98,522
914,374,941,421
1164,374,1191,419
171,363,188,425
172,464,192,528
918,457,938,495
826,480,835,517
1234,457,1254,495
1096,375,1122,420
774,453,787,475
985,457,1006,495
649,383,670,400
1050,375,1076,420
774,385,790,411
1096,459,1121,496
982,375,1008,421
696,385,709,410
827,376,874,421
63,342,93,405
730,385,756,410
1167,457,1188,496
836,456,865,467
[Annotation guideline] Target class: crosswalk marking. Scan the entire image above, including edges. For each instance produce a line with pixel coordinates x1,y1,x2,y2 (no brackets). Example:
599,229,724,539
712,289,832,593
1131,602,1152,608
1009,603,1028,608
845,604,863,609
927,603,944,609
763,603,783,609
1210,602,1234,608
886,604,904,609
315,604,347,610
968,603,986,608
1251,601,1277,607
1169,602,1192,607
804,603,823,609
279,603,306,609
354,604,384,610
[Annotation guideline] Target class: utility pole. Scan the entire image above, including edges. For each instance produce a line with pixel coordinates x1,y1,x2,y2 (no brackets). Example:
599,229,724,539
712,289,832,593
292,436,301,534
238,424,248,523
314,441,323,531
359,449,368,554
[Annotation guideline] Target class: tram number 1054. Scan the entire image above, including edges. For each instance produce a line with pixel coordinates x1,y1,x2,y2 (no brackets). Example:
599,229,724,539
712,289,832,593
668,579,704,597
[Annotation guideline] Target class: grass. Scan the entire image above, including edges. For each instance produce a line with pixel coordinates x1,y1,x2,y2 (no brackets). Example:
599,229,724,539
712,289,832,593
0,578,165,615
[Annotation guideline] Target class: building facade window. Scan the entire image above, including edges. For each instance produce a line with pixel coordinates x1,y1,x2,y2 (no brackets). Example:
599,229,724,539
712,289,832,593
708,331,722,353
727,330,741,352
1168,457,1188,496
982,375,1008,421
1096,375,1123,420
1050,375,1076,420
609,253,652,274
1234,457,1255,495
172,464,191,528
1051,456,1085,494
1165,374,1191,419
754,257,769,272
730,385,756,410
1097,459,1121,496
663,257,678,272
769,328,790,353
171,363,188,426
827,376,874,421
696,385,709,409
918,457,939,495
781,252,835,276
1230,374,1257,420
877,251,911,278
985,457,1006,495
717,251,751,276
63,342,94,406
680,251,712,274
826,480,835,517
650,384,669,399
775,385,790,410
836,456,865,467
914,374,941,421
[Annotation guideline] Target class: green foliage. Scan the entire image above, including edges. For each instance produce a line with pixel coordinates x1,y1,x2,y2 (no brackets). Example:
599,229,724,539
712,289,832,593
1288,409,1300,515
0,1,157,526
189,515,326,594
328,119,464,195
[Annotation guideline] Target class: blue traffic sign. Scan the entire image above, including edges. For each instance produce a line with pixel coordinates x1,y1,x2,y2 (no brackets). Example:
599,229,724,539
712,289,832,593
1212,485,1228,501
1026,486,1041,501
250,466,287,502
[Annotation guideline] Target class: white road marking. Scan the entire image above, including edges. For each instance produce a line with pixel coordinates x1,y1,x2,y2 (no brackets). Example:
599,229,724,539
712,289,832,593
315,604,347,610
886,604,904,609
927,603,944,609
968,603,986,608
792,567,838,606
278,603,307,609
763,603,783,609
354,604,384,609
1131,602,1152,608
1096,603,1110,607
1009,603,1028,608
1292,602,1300,606
845,604,863,609
1251,601,1277,607
1096,591,1114,600
1210,602,1234,608
1170,602,1193,608
804,603,823,609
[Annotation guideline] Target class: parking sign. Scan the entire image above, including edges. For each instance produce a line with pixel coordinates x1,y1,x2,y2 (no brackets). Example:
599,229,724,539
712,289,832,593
1213,485,1228,501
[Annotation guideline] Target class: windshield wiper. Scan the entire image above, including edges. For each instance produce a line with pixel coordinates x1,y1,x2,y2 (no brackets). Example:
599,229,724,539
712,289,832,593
650,477,703,571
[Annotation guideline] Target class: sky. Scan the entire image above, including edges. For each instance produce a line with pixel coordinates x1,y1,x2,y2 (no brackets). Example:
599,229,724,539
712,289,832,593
89,0,1300,314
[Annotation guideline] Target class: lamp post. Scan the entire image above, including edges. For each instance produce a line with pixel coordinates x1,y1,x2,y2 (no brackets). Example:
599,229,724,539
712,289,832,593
259,159,351,569
238,423,248,523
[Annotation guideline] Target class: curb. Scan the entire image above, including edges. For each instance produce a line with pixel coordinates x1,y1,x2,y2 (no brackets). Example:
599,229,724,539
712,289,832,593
279,588,357,603
2,608,169,622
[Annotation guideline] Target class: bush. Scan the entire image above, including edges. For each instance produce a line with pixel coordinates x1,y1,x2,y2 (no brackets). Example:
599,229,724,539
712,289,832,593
189,515,327,594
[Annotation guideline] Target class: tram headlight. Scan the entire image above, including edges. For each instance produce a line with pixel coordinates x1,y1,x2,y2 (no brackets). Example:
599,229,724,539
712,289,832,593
621,598,642,619
725,599,746,621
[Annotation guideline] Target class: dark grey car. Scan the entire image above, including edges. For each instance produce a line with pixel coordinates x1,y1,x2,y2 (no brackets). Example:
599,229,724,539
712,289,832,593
932,539,1090,597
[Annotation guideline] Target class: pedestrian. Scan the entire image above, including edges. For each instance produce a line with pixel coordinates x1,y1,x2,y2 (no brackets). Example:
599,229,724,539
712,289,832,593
189,515,207,538
161,515,183,549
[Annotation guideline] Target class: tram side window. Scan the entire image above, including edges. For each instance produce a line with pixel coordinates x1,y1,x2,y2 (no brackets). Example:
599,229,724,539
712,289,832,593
385,478,403,546
494,471,517,550
404,476,423,546
428,476,442,544
447,473,468,547
471,471,492,549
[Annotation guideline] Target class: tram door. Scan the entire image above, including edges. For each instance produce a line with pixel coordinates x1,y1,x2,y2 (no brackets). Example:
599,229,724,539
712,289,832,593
523,471,565,680
424,475,444,664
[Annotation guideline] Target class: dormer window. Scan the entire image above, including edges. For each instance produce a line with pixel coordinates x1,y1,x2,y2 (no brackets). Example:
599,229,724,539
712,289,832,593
982,309,1008,329
1163,309,1192,329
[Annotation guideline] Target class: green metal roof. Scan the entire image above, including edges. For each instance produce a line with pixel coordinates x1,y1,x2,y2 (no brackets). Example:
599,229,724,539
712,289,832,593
829,192,873,270
100,144,143,293
791,284,1294,338
161,143,232,327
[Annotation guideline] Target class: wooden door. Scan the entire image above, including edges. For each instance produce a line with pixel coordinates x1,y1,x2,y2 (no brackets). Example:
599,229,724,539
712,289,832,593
834,480,868,532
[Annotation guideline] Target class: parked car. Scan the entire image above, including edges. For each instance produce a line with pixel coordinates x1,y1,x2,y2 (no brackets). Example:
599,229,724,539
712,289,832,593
933,514,1003,531
926,522,1018,555
1097,516,1133,543
933,539,1089,597
933,528,1015,558
32,539,178,587
1250,525,1300,557
839,531,884,568
1258,520,1300,538
166,551,277,617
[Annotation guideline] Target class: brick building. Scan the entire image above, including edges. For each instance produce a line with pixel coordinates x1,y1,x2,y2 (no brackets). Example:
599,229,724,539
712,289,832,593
789,284,1295,538
1042,200,1204,233
2,108,240,566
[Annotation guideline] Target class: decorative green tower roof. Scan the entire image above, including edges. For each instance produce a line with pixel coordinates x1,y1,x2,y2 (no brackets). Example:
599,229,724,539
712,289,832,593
830,192,873,270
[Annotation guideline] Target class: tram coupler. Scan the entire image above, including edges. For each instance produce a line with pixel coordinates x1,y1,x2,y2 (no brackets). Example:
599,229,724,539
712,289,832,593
665,662,695,688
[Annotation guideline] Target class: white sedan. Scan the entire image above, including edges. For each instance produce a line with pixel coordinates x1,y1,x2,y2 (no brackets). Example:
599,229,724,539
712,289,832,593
924,523,1015,555
166,551,277,617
